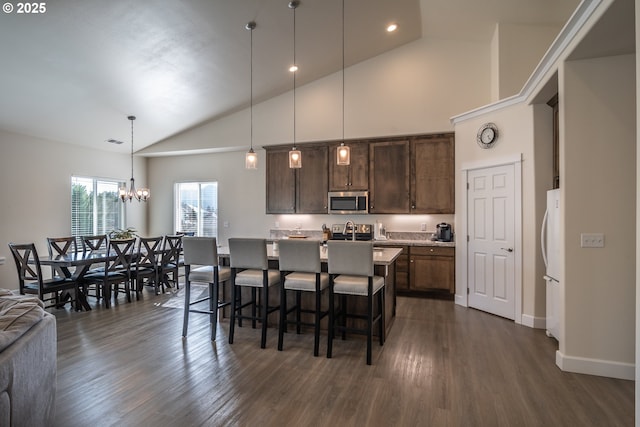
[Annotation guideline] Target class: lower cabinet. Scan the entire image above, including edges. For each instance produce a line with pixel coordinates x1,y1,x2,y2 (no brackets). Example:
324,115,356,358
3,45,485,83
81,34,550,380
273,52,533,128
409,246,455,295
390,246,409,291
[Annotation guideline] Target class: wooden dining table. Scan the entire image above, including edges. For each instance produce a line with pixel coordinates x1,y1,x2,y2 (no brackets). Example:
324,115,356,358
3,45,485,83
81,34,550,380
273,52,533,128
39,251,129,311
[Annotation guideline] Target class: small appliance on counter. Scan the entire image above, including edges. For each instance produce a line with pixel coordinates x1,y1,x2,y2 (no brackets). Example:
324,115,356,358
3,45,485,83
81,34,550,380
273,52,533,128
436,223,453,242
374,221,387,240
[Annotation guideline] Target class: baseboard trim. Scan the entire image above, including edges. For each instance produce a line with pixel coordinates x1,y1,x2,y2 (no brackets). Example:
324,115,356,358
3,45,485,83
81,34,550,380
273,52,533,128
556,350,635,380
521,314,546,329
454,294,467,307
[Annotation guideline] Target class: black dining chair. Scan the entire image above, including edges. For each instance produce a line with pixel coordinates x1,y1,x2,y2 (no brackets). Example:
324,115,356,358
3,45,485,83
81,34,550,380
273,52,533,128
82,238,135,308
8,242,80,310
157,234,183,294
130,236,163,299
46,236,78,279
80,234,108,300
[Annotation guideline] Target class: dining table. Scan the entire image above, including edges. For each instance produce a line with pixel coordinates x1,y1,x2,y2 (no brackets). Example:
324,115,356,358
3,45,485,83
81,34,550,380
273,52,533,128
39,250,131,311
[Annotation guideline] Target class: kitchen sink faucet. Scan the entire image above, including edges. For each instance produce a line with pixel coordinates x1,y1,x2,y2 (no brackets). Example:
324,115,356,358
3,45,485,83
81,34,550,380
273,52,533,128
344,220,356,241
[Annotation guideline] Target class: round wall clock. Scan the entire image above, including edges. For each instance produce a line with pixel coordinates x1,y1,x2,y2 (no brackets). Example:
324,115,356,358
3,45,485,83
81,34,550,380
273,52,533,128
477,122,498,149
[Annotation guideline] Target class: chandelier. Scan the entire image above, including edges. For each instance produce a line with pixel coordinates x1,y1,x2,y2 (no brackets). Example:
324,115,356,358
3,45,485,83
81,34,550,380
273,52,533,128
119,115,150,202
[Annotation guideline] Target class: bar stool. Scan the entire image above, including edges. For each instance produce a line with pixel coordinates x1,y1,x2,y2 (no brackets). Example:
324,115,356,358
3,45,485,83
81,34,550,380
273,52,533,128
228,238,280,349
327,240,385,365
277,239,329,356
182,236,231,341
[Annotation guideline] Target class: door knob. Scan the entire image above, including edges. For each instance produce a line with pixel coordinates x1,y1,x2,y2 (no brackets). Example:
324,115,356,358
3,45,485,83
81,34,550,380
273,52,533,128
501,247,513,253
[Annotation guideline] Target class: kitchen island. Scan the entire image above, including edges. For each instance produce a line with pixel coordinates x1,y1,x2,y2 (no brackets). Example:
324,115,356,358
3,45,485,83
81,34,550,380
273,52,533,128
217,243,403,337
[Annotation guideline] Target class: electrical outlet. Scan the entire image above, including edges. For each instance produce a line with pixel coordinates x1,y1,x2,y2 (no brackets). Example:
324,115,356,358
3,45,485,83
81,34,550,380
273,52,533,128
275,221,280,228
420,223,427,231
580,233,604,248
223,221,229,228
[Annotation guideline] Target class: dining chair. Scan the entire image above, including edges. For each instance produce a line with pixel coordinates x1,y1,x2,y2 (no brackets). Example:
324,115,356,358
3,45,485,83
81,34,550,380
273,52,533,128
326,240,385,365
46,236,78,279
130,236,163,299
8,242,80,310
228,238,280,349
182,237,231,341
277,239,329,356
82,238,135,308
157,234,183,294
81,234,108,254
80,234,109,300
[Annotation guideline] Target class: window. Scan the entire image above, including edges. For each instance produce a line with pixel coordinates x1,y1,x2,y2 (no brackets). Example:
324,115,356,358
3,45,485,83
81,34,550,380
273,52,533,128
71,177,125,239
174,182,218,237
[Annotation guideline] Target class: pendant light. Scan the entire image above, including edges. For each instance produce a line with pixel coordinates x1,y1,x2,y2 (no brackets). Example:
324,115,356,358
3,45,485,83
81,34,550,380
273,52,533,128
288,0,302,169
119,115,150,202
336,0,350,166
245,21,258,169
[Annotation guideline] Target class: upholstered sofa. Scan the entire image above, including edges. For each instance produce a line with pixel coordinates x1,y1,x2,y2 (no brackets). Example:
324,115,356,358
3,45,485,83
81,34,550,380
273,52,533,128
0,289,56,427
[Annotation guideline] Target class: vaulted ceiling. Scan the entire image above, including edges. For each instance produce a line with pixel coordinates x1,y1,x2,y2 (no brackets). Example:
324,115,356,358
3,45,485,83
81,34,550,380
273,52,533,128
0,0,580,153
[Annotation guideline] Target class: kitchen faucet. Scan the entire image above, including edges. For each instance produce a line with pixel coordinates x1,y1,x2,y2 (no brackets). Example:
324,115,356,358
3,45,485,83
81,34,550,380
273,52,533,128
344,220,356,241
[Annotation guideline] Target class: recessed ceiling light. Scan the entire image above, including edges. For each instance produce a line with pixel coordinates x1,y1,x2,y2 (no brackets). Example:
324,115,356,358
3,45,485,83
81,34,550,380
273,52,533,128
387,23,398,32
106,138,124,145
289,64,298,72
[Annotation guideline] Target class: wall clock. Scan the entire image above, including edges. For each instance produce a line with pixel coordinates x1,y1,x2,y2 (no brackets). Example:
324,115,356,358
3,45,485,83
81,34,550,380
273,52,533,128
477,122,498,149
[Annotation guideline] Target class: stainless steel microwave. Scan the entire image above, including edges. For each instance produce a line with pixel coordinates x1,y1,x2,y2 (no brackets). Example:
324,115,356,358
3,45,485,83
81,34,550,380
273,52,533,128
328,191,368,214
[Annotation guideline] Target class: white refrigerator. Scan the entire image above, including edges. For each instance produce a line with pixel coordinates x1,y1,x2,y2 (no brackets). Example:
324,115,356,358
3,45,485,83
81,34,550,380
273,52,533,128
541,189,561,341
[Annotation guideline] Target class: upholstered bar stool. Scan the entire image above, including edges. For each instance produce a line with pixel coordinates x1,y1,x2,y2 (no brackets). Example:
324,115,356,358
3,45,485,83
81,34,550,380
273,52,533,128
182,237,231,341
327,240,385,365
277,239,329,356
228,238,280,349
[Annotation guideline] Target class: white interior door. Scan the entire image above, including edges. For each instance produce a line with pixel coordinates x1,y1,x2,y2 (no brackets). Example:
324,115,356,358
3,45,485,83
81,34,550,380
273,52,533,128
467,164,516,319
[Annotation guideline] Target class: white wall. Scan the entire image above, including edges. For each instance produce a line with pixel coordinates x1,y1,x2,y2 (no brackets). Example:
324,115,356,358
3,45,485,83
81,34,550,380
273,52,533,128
0,130,146,291
559,54,636,378
453,102,544,323
143,36,492,155
495,23,563,99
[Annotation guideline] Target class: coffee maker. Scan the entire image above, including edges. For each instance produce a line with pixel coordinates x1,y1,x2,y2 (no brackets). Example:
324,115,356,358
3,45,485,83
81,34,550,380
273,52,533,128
436,223,453,242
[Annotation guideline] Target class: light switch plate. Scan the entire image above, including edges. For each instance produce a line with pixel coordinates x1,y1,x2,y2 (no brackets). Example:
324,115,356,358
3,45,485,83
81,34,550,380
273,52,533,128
580,233,604,248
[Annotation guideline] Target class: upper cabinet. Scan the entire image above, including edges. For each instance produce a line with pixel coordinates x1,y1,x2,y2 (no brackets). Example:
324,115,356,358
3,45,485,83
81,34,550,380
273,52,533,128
328,141,369,191
265,145,328,214
411,134,454,214
296,145,328,213
369,140,410,214
266,148,296,214
265,132,454,215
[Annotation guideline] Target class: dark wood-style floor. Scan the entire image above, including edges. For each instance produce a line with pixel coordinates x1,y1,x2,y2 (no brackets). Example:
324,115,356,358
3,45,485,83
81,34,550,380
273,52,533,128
50,288,634,427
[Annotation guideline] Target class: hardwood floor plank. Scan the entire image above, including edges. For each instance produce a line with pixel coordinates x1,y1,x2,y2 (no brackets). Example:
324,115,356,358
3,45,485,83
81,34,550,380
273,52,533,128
50,290,634,426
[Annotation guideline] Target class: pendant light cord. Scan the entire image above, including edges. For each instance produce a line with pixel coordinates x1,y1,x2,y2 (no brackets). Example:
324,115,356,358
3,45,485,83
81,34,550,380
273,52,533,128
292,2,297,148
250,23,254,151
342,0,345,142
130,116,134,181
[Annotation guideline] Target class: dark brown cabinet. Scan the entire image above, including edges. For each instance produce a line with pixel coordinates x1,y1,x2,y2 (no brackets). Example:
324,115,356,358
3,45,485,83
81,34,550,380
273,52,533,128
369,140,410,214
265,145,328,214
329,142,369,191
266,132,454,215
391,246,409,291
411,135,455,214
409,246,455,294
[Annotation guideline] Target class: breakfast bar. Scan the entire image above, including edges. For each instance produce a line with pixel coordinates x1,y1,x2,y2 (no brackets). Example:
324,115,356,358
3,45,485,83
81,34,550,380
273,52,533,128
216,243,403,336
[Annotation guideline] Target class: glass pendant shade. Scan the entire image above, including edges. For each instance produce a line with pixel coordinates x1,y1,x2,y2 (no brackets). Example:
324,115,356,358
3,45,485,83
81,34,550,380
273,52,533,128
337,143,350,165
246,148,257,169
289,147,302,168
